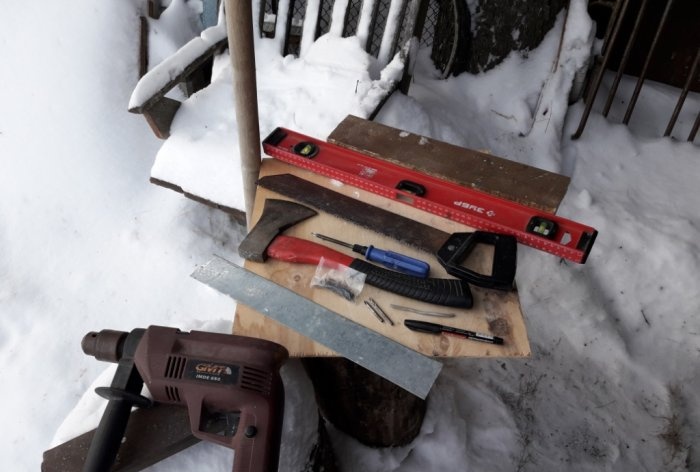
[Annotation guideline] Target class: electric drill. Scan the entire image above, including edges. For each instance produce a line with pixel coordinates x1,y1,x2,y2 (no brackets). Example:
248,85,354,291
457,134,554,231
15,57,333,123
80,326,288,472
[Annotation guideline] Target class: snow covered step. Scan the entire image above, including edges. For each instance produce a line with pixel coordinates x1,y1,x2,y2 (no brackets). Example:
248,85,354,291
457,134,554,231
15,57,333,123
129,22,229,138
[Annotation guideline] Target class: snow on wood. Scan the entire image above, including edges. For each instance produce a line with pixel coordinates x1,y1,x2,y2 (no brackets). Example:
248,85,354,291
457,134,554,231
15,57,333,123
356,0,377,50
299,0,321,57
377,0,406,67
329,0,350,37
128,21,228,112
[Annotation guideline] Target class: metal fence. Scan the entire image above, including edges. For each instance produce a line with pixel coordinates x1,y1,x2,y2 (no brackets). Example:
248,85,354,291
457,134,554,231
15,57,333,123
573,0,699,143
259,0,451,64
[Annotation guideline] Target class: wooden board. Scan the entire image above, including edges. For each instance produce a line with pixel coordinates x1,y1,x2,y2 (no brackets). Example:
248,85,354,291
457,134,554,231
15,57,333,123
42,405,197,472
328,115,570,214
233,159,532,358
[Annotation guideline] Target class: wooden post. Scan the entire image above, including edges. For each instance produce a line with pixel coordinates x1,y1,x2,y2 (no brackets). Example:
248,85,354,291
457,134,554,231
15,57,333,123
302,358,427,447
225,0,262,230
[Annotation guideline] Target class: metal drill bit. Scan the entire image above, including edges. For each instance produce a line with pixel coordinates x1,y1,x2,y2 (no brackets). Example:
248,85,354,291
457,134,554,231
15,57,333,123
311,232,354,250
366,298,394,326
364,300,385,323
390,304,457,318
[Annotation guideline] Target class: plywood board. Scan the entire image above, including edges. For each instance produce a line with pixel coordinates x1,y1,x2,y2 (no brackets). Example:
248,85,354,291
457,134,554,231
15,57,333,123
328,115,569,214
233,159,531,358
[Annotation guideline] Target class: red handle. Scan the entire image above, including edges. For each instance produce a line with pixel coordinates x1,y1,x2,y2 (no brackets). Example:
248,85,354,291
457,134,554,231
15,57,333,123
266,235,354,266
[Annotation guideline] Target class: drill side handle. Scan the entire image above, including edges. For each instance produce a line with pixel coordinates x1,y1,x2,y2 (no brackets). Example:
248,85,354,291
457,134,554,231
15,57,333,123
82,391,136,472
81,329,150,472
82,385,152,472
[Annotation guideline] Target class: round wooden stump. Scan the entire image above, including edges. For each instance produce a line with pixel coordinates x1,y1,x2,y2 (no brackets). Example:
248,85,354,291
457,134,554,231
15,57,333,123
302,357,427,448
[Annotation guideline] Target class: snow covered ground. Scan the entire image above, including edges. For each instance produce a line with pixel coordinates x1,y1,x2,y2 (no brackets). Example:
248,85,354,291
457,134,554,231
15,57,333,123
1,0,699,471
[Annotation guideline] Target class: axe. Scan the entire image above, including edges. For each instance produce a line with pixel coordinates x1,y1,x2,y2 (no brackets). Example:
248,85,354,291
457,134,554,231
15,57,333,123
238,199,472,308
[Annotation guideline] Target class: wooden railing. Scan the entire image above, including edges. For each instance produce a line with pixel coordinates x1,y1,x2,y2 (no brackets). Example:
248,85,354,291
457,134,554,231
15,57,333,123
130,0,428,139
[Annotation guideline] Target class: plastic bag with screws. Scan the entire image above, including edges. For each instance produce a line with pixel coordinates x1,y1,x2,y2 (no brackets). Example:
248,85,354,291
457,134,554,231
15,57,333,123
310,257,366,301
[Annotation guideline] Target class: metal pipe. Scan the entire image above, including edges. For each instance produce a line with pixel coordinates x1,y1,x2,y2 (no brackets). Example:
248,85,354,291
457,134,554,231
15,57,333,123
664,48,700,137
225,0,262,230
600,0,624,57
571,0,631,139
622,0,675,125
602,0,649,117
688,110,700,142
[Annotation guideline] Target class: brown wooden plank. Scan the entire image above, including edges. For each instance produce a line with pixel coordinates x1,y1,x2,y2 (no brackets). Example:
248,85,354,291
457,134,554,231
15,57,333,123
43,401,338,471
129,38,228,114
327,115,570,214
41,405,197,472
233,159,531,359
139,16,149,78
142,97,181,139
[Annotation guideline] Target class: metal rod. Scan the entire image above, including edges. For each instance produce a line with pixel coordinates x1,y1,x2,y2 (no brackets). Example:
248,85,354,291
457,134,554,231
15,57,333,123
571,0,632,139
689,110,700,142
602,0,649,117
311,232,354,250
622,0,675,125
664,48,700,137
600,0,624,57
390,304,456,318
225,0,262,230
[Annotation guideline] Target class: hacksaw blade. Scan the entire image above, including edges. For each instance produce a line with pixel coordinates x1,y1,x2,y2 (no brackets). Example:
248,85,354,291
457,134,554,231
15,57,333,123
257,173,448,254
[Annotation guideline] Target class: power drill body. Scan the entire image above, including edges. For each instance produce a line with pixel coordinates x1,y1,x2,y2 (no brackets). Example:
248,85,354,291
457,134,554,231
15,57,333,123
81,326,288,472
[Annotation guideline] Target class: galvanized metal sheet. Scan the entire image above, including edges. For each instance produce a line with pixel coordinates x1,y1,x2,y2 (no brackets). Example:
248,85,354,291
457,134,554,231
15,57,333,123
191,256,442,399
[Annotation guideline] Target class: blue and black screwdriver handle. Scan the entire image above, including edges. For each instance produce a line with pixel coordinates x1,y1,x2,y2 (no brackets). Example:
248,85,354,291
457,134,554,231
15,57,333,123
312,233,431,278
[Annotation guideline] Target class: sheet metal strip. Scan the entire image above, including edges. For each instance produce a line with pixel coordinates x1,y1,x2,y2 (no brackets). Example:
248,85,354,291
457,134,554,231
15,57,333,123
191,256,442,399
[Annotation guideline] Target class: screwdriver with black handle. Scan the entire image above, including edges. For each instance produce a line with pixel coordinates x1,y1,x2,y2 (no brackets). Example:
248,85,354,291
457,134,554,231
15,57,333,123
312,233,430,278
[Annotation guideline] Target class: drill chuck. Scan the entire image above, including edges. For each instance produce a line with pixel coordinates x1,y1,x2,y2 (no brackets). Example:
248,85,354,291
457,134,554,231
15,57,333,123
81,329,128,363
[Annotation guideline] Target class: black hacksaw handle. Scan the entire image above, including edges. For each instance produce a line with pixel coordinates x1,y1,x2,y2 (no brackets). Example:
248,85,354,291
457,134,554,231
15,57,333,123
349,259,473,308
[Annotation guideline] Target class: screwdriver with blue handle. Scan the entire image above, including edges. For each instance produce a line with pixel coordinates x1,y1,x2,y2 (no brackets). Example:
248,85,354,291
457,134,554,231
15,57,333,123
312,233,431,278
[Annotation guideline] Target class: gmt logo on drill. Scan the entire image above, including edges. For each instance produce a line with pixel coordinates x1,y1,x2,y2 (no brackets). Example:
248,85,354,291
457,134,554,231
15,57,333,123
196,363,232,376
453,200,496,218
186,359,240,385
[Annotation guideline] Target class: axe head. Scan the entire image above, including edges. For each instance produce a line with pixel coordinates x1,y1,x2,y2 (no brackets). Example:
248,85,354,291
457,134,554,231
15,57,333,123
238,199,318,262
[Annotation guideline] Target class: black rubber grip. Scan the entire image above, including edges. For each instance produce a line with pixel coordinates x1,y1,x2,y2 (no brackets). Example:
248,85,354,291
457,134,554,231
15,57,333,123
349,259,473,308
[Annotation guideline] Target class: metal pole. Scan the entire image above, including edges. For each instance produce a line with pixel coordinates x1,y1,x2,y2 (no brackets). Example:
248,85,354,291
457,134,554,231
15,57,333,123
664,48,700,137
600,0,624,57
622,0,675,125
225,0,262,230
688,110,700,143
602,0,649,117
571,0,631,139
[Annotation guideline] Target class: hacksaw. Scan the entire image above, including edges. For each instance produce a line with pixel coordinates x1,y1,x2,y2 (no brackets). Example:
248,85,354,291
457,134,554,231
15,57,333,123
262,127,598,264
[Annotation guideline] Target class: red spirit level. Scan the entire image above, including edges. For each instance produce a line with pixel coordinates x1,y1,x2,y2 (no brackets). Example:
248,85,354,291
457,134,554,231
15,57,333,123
262,127,598,264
